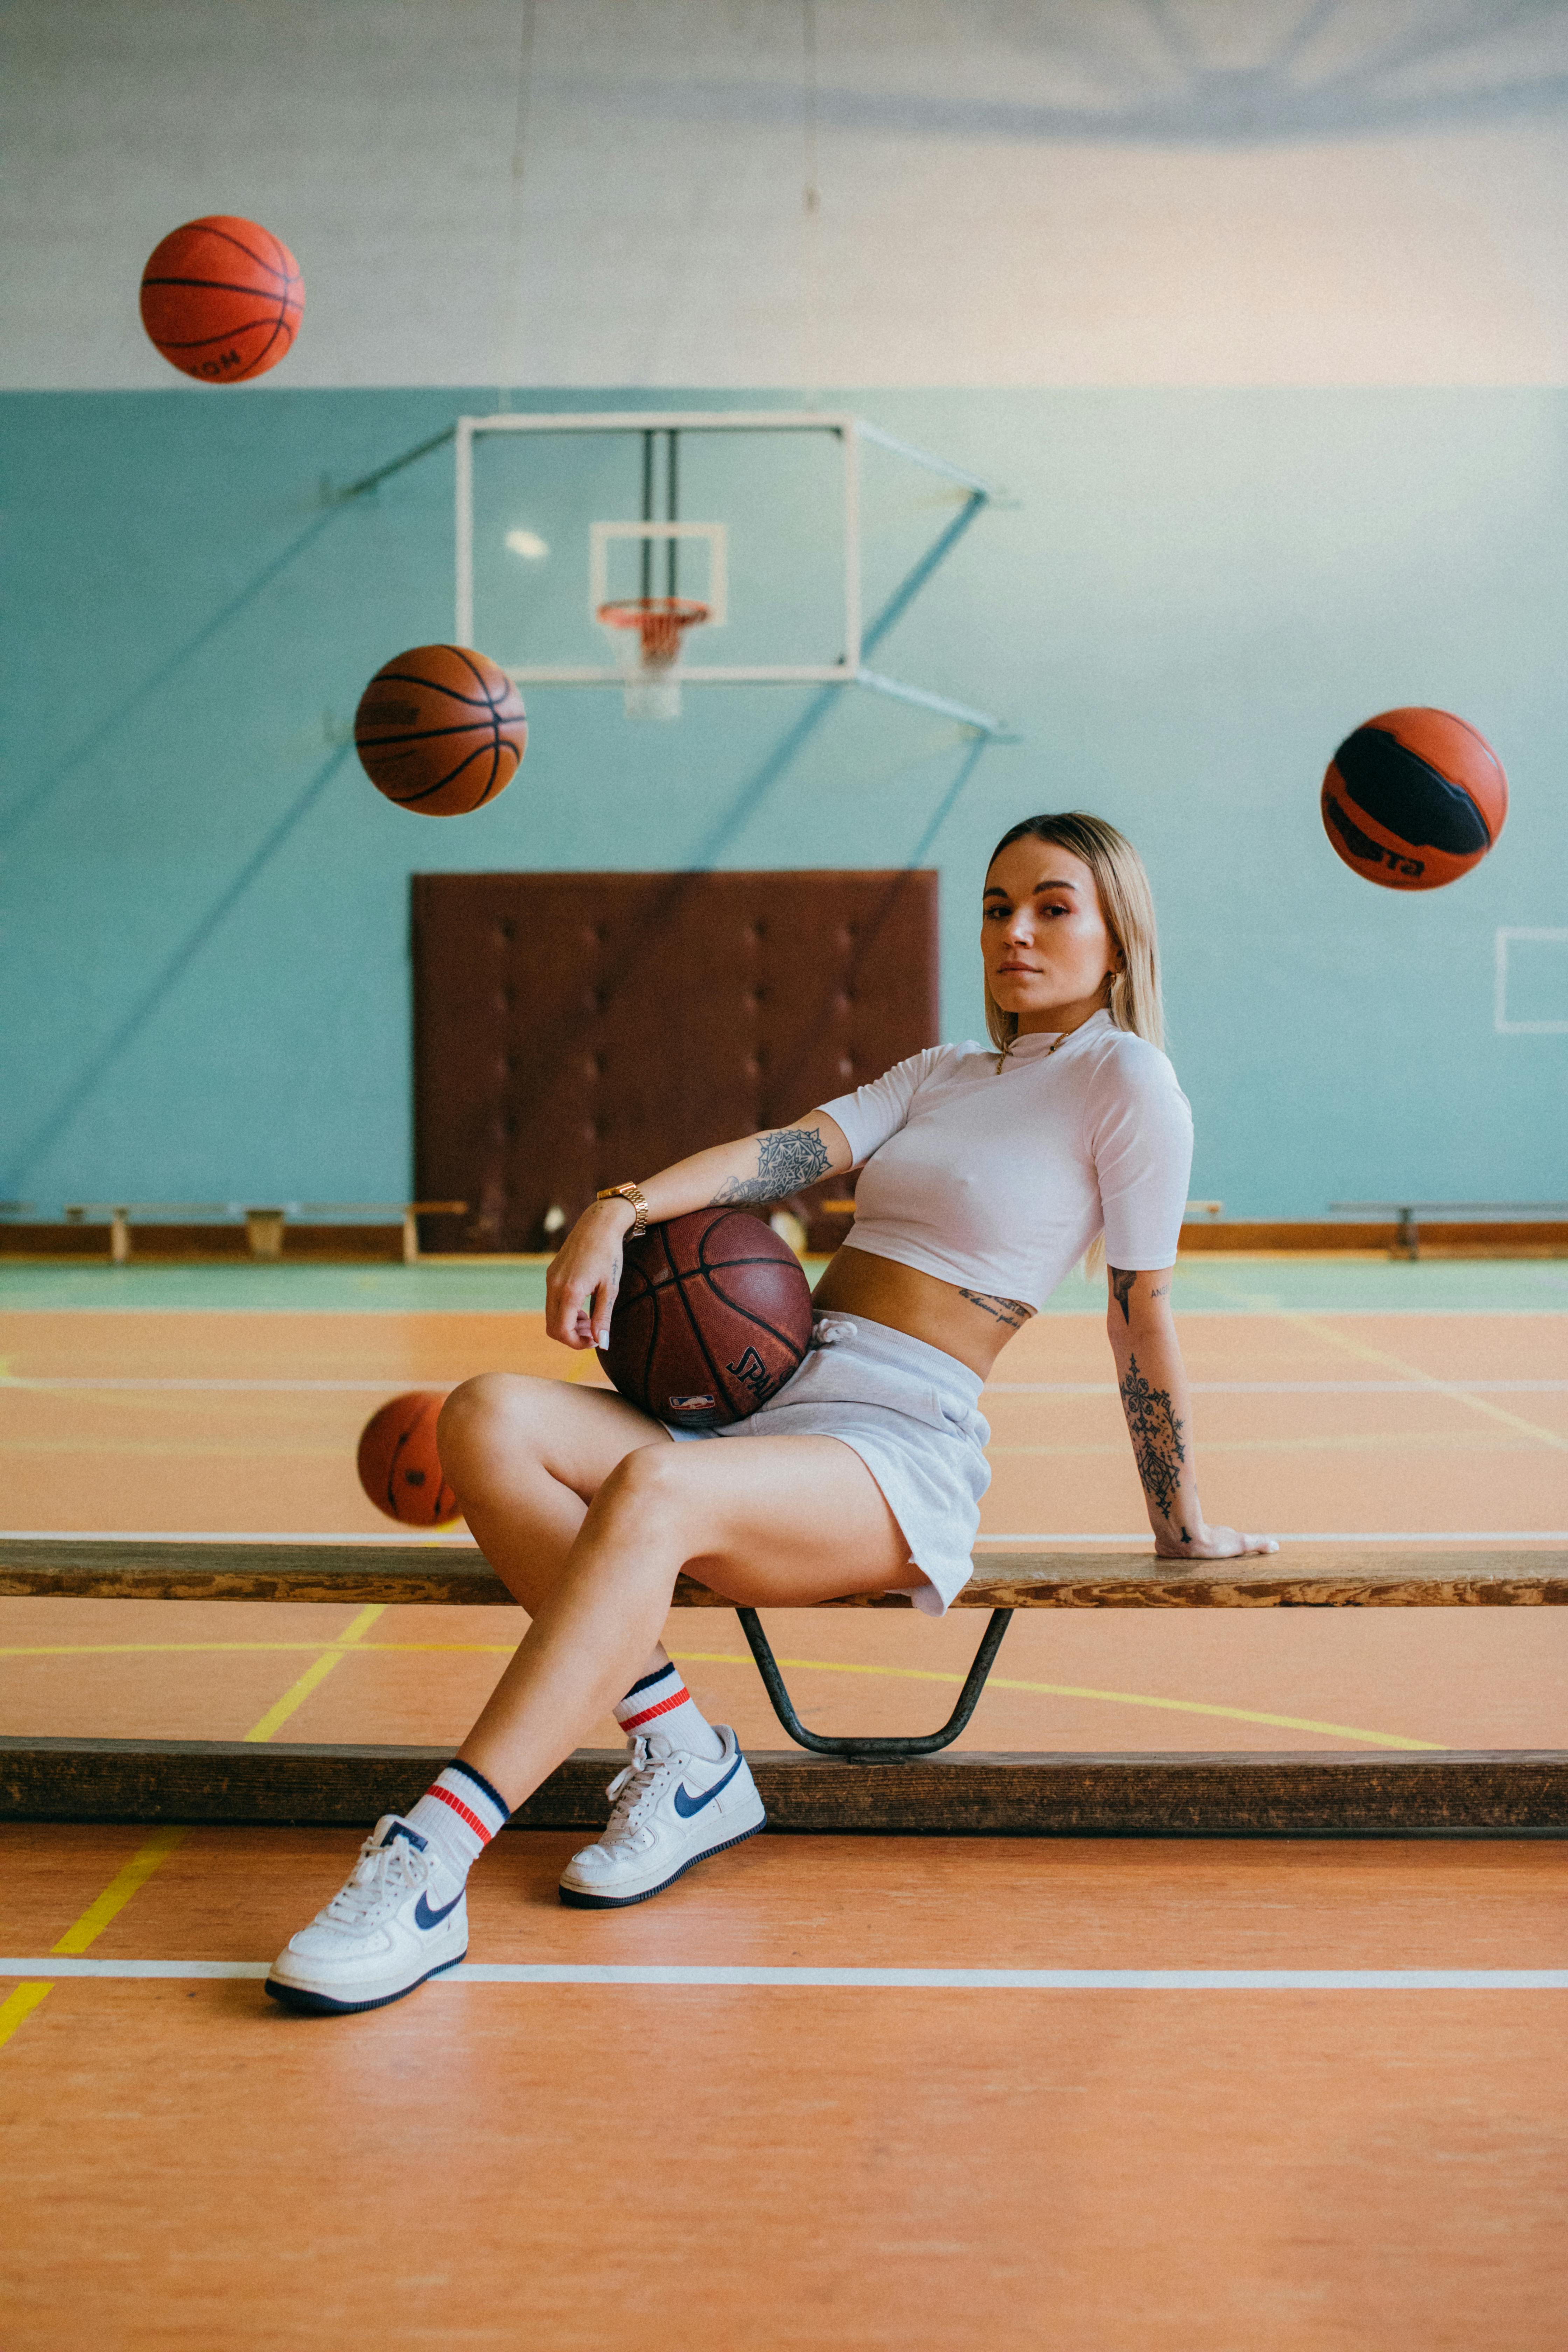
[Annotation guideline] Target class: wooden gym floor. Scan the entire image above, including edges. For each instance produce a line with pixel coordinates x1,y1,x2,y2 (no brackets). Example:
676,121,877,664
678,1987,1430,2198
3,1255,1566,2350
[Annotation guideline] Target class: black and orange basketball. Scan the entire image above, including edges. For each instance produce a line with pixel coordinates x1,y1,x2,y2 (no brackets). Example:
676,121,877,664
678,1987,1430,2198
139,215,303,383
356,1391,459,1526
1321,707,1507,891
355,645,527,816
598,1209,814,1428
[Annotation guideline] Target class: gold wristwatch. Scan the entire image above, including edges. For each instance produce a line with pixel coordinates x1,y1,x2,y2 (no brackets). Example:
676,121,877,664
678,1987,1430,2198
596,1183,650,1238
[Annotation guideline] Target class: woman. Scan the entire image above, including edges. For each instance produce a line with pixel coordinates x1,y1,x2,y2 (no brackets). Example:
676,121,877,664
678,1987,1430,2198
268,811,1275,2014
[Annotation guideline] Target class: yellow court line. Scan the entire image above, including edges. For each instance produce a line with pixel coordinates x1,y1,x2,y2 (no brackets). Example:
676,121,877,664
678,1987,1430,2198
52,1825,190,1955
1,1634,1440,1746
3,1823,189,2052
1282,1312,1568,1453
0,1982,53,2049
667,1650,1442,1750
242,1603,386,1742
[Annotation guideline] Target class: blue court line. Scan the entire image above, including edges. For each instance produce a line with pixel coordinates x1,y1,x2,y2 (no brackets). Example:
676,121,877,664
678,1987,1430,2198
5,1959,1564,1990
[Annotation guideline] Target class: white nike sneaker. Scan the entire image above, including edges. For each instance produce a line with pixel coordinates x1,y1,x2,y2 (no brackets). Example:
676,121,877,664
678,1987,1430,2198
559,1725,766,1909
266,1816,468,2015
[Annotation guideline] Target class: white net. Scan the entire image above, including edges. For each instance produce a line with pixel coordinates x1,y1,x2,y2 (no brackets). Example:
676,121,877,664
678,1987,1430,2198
597,597,709,721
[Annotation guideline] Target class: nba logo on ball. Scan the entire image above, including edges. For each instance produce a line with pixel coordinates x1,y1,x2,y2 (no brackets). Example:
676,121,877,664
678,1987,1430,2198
668,1394,717,1414
1321,707,1507,891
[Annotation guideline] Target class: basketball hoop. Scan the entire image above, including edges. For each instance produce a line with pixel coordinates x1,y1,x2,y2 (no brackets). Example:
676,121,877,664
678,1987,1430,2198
597,594,709,720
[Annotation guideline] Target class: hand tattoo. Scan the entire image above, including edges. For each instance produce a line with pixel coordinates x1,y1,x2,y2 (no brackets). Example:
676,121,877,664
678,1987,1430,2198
1118,1350,1187,1522
958,1288,1035,1330
711,1125,831,1206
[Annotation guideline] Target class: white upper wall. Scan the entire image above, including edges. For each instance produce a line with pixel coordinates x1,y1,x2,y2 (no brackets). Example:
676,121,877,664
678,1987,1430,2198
5,0,1568,388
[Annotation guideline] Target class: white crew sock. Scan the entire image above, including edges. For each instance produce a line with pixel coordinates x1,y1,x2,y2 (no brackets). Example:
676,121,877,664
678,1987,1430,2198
403,1759,511,1878
614,1658,724,1762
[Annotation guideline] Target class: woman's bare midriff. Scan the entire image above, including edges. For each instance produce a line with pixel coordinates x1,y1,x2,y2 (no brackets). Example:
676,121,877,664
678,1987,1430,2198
809,1245,1032,1380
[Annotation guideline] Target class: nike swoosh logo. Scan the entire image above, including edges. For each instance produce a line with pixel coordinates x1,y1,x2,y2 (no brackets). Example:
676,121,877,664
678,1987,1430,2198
414,1888,465,1930
673,1752,744,1818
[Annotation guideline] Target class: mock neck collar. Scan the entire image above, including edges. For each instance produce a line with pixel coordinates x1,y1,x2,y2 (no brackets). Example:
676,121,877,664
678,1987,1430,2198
1003,1007,1113,1060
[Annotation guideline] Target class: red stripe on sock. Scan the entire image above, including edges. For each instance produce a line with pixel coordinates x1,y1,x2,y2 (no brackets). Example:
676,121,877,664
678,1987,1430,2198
431,1784,492,1843
618,1687,689,1731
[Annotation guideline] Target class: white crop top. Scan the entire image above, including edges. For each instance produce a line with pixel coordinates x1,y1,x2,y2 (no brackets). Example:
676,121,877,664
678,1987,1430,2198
818,1009,1193,1310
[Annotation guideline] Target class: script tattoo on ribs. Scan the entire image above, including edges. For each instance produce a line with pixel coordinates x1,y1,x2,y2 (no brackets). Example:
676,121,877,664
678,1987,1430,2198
958,1288,1035,1331
712,1125,831,1206
1118,1350,1186,1522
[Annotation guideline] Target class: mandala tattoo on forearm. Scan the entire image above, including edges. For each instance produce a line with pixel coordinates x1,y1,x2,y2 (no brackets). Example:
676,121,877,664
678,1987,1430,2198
1118,1351,1187,1521
712,1125,831,1206
958,1288,1035,1330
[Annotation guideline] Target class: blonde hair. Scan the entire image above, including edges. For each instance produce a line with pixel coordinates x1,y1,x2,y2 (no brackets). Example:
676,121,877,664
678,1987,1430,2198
982,810,1165,1058
983,813,1166,1281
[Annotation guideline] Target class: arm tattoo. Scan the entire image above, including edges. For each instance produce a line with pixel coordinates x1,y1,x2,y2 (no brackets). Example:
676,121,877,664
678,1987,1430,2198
1109,1267,1172,1323
958,1288,1036,1331
1118,1351,1187,1522
711,1125,831,1206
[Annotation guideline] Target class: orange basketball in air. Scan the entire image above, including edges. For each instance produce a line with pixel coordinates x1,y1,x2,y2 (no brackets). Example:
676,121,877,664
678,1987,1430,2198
355,645,528,816
356,1392,459,1526
1321,707,1507,891
139,216,303,383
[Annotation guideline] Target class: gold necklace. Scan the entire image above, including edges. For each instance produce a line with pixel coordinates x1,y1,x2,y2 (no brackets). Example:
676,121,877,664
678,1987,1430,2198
996,1029,1066,1076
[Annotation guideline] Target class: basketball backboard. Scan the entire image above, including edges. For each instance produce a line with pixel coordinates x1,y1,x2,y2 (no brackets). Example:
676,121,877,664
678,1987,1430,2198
454,411,1007,732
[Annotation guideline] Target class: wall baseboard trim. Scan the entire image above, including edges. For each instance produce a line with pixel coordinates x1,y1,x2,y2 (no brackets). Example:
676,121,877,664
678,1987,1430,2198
1176,1220,1568,1257
0,1223,405,1263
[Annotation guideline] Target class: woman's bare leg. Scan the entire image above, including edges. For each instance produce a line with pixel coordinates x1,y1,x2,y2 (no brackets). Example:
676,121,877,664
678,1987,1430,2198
438,1370,679,1691
438,1372,674,1610
453,1434,921,1808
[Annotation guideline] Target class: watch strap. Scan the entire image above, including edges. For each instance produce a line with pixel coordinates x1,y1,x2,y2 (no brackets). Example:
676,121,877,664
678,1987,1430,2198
596,1183,650,1238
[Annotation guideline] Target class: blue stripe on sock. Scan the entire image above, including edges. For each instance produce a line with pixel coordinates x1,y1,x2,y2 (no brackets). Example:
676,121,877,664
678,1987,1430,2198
447,1758,511,1821
622,1663,680,1702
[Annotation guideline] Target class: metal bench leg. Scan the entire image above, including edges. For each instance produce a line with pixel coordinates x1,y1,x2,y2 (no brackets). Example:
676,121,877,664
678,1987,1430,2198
734,1605,1014,1759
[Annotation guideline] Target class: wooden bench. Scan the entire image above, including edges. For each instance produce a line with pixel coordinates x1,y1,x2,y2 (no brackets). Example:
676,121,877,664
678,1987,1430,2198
49,1201,468,1264
3,1537,1564,1835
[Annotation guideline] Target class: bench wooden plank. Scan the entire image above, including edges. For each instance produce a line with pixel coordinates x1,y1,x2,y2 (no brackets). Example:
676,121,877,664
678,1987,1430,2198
2,1736,1562,1834
1,1536,1564,1607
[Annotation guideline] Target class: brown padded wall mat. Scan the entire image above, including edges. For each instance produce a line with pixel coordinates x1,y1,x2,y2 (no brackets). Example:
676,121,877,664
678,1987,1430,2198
412,870,939,1253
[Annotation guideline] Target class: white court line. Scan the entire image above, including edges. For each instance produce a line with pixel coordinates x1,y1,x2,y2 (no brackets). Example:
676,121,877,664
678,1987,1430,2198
2,1304,1564,1320
974,1532,1568,1546
0,1378,406,1392
986,1380,1568,1395
3,1959,1564,1990
4,1529,1565,1548
13,1376,1563,1396
0,1528,477,1545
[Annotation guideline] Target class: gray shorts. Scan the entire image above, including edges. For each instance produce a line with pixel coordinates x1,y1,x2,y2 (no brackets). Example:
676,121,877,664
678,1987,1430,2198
663,1311,990,1616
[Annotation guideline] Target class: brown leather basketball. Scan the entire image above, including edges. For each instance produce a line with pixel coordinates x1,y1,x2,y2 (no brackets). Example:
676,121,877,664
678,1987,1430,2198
354,644,527,816
598,1209,814,1428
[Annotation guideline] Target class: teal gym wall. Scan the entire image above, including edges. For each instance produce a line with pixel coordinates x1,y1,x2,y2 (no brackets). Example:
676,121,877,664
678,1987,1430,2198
3,382,1564,1228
